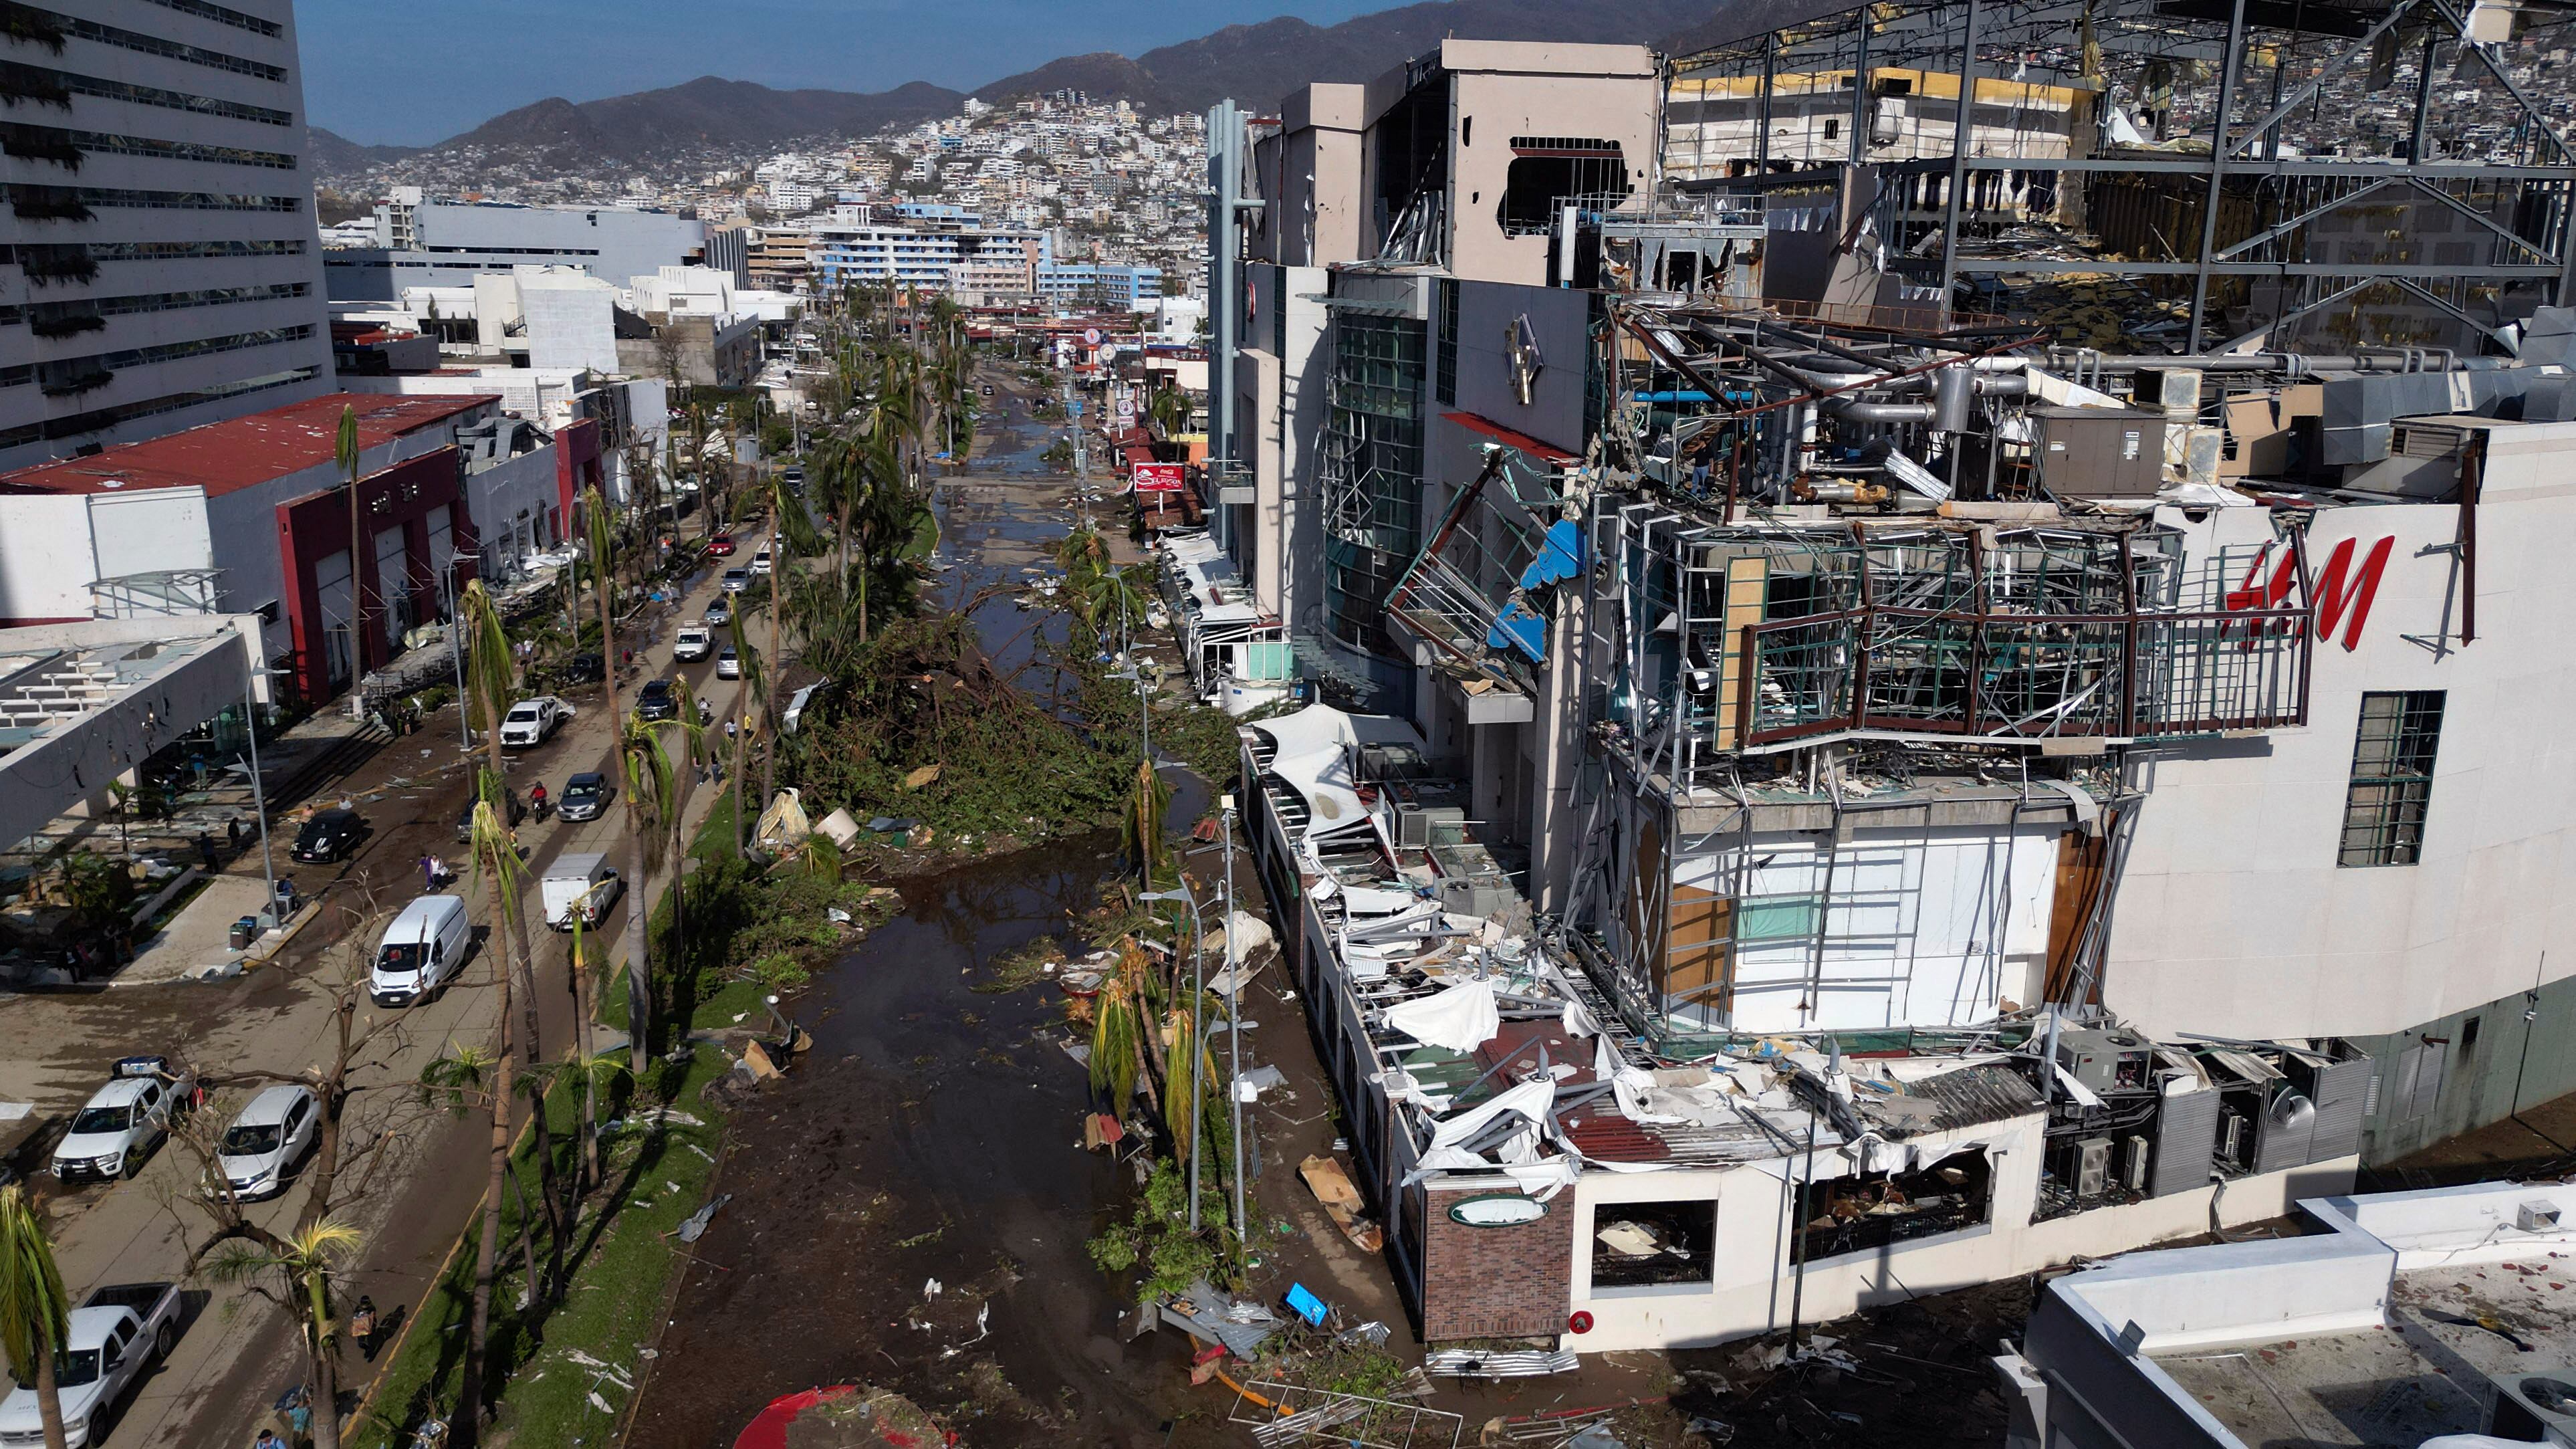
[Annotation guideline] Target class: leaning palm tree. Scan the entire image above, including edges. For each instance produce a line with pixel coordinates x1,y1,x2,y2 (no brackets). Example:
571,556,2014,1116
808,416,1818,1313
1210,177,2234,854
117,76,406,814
0,1186,70,1449
584,485,655,1080
449,580,524,1449
207,1218,363,1449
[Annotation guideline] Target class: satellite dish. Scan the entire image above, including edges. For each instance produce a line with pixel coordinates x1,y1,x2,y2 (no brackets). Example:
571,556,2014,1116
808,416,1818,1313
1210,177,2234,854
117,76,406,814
2268,1091,2316,1133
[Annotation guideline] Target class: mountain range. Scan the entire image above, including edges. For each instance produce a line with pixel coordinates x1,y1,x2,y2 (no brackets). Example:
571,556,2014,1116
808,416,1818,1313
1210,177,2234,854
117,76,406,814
312,0,1782,180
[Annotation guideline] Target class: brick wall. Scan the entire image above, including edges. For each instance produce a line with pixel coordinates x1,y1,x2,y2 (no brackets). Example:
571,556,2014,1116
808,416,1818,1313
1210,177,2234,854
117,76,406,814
1419,1186,1573,1341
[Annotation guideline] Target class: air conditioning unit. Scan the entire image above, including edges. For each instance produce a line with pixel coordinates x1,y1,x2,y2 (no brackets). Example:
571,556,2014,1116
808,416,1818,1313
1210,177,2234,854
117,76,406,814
2075,1137,2112,1197
2218,1113,2246,1168
1395,803,1467,849
2487,1370,2576,1446
2121,1135,2151,1193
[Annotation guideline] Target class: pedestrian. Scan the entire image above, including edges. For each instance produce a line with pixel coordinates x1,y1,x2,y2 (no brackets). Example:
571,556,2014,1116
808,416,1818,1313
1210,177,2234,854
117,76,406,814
196,832,219,871
421,854,437,892
255,1432,283,1449
228,816,244,853
351,1295,377,1361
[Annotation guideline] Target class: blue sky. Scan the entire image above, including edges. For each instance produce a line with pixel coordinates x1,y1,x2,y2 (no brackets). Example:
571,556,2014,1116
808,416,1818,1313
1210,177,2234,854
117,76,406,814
298,0,1384,145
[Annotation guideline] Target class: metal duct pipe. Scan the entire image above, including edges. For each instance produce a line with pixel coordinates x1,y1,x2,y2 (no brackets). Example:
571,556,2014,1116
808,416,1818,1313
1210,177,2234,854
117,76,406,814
1974,372,2030,397
1819,395,1938,423
2042,348,2496,376
1931,366,1974,431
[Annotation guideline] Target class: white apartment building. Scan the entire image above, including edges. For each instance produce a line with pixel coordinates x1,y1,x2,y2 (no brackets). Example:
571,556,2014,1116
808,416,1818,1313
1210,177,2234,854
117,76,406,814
0,0,334,470
322,188,707,299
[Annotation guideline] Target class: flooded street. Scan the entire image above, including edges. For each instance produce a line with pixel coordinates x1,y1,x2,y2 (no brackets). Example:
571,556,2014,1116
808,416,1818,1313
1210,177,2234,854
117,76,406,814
626,382,1208,1448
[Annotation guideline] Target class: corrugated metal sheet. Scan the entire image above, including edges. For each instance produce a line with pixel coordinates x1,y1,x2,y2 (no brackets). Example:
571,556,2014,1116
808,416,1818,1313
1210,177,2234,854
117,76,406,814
1564,1115,1671,1163
1875,1064,2044,1136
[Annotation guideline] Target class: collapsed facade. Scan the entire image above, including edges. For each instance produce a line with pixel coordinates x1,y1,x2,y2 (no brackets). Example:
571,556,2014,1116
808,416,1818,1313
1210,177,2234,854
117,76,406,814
1199,25,2576,1350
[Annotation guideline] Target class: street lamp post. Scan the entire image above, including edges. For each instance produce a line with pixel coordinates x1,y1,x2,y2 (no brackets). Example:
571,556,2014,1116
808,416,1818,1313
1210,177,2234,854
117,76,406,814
439,550,479,753
1220,792,1246,1247
239,667,278,929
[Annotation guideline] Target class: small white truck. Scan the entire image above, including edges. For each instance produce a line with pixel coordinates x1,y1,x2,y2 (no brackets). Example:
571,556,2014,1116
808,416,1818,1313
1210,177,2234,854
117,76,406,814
541,853,624,931
0,1281,182,1448
499,695,573,749
674,623,714,661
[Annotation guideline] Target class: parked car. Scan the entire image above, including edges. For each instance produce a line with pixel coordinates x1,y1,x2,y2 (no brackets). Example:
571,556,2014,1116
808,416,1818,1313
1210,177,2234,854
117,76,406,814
780,467,806,487
207,1085,317,1202
51,1059,193,1183
722,568,751,594
0,1282,182,1448
560,651,606,684
751,549,775,577
636,679,679,721
704,600,733,628
716,645,741,680
370,895,473,1008
557,770,612,822
708,533,737,557
499,695,573,749
289,806,366,863
674,625,714,661
454,788,525,842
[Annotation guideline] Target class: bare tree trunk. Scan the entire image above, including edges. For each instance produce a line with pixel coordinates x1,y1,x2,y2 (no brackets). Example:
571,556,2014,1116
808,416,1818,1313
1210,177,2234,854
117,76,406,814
570,946,600,1190
761,556,782,817
310,1321,343,1449
500,899,566,1303
598,537,652,1082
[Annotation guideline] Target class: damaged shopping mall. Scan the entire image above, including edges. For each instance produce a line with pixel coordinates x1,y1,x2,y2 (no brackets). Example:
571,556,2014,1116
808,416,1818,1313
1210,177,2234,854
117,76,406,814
1198,25,2576,1353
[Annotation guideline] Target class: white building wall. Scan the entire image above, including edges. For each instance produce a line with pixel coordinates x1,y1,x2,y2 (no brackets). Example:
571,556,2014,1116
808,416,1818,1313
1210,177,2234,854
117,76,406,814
2111,434,2576,1042
0,495,108,621
462,449,563,580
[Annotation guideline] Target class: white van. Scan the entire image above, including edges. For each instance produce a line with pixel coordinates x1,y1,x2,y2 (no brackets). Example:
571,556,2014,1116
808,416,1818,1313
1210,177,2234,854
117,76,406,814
542,853,624,931
370,895,472,1007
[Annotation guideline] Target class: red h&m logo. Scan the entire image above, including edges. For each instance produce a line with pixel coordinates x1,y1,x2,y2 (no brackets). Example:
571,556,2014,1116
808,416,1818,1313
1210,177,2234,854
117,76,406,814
2224,534,2395,651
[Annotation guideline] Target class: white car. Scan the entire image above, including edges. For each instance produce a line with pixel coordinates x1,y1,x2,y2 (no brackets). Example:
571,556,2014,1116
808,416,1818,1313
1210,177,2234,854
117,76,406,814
751,548,775,577
52,1062,189,1184
207,1085,318,1202
721,568,751,594
716,645,742,679
674,625,714,661
499,695,572,748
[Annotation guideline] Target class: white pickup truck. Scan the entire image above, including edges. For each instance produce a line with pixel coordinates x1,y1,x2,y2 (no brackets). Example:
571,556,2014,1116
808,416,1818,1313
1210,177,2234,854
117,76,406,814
499,695,574,749
674,624,714,661
0,1282,181,1448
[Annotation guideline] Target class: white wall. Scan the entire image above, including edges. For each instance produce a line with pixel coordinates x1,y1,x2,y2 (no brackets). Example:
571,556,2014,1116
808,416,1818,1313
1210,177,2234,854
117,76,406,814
2111,431,2576,1040
1683,825,2064,1033
463,449,562,579
517,271,622,374
0,495,105,621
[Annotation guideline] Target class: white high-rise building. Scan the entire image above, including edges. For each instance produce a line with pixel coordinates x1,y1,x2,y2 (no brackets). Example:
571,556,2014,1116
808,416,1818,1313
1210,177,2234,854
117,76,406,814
0,0,334,470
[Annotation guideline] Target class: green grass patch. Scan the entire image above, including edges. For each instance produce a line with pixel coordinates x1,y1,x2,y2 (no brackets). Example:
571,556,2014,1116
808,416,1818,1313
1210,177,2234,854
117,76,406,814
349,1049,730,1449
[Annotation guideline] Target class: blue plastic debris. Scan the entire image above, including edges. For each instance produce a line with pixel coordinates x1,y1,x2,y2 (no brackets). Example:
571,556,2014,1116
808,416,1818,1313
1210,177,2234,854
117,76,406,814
1284,1282,1328,1327
1489,602,1547,662
1518,518,1584,589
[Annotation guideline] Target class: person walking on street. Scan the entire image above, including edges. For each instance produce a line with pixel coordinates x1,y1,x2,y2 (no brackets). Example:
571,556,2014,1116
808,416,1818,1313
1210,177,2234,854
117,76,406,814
228,816,244,854
351,1295,377,1361
255,1432,283,1449
196,832,219,871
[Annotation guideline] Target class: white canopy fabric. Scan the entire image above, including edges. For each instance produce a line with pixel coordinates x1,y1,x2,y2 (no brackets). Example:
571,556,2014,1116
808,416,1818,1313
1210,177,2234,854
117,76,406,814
1385,978,1501,1052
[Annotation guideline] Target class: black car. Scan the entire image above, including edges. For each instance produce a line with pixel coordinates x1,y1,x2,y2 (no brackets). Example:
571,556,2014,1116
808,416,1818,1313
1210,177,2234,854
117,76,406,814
454,789,525,843
635,679,679,721
562,651,606,684
289,808,366,863
558,771,612,822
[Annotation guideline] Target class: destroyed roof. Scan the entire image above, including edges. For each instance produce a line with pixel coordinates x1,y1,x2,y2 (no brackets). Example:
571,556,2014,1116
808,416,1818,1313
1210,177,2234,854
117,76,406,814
1856,1063,2045,1137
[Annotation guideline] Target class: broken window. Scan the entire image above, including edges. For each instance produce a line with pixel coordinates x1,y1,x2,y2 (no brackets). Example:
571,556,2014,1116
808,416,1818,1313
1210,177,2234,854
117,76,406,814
2339,690,2442,866
1498,137,1631,237
1591,1200,1717,1289
1797,1148,1992,1264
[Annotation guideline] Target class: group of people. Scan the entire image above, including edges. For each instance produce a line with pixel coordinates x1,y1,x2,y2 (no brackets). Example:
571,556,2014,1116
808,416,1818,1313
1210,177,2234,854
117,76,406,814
251,1298,390,1448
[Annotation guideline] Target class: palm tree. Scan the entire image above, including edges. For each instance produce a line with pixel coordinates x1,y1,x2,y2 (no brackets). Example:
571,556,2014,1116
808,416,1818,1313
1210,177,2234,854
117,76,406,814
0,1186,70,1449
449,581,523,1449
206,1219,363,1449
584,485,655,1080
723,610,758,859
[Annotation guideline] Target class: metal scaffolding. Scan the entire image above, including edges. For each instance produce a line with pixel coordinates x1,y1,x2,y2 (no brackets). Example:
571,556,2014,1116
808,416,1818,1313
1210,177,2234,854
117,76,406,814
1667,0,2576,350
